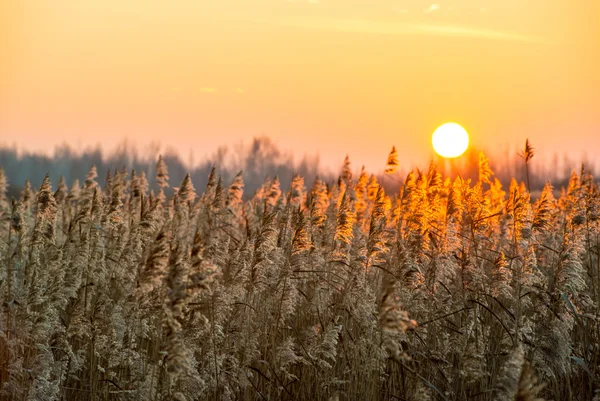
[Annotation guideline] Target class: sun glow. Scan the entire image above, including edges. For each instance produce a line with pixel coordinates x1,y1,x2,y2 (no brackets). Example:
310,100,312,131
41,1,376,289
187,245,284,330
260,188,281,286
432,123,469,158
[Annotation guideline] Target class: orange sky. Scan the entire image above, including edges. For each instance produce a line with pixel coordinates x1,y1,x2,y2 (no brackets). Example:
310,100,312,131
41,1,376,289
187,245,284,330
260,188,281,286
1,0,599,172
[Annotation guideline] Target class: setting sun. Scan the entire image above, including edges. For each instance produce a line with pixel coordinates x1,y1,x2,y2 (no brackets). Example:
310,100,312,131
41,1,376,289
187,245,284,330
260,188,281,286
432,122,470,158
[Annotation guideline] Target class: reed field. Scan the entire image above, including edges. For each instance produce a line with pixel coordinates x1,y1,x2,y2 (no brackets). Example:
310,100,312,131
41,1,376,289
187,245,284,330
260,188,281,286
0,149,599,400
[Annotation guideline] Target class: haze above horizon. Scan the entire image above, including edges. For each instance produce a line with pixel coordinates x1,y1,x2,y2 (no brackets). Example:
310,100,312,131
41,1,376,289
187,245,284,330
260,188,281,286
1,0,599,171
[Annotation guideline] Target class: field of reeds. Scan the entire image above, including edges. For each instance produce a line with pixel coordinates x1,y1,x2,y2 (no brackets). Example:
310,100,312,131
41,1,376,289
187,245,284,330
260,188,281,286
0,149,599,400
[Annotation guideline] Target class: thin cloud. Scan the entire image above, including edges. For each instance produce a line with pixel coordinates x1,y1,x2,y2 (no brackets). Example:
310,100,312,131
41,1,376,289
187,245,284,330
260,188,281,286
270,17,544,44
200,87,217,94
415,24,542,43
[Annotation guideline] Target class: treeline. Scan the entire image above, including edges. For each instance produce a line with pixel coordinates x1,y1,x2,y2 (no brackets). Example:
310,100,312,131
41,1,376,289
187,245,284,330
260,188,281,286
0,137,596,201
0,137,325,200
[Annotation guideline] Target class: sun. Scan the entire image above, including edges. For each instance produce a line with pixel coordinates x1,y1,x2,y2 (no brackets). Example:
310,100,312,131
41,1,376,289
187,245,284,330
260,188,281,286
432,122,469,158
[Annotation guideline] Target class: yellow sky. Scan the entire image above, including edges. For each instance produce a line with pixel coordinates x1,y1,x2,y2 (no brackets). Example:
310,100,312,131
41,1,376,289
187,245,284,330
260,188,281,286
1,0,599,171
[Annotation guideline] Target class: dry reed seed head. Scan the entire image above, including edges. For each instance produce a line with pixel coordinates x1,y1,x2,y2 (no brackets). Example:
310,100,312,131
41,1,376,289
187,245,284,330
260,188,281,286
141,227,171,292
177,173,196,205
84,165,98,189
310,177,328,202
212,177,224,209
402,171,417,202
567,170,580,198
372,186,388,221
20,179,33,205
367,174,379,199
291,208,312,255
558,232,587,295
446,177,464,220
443,176,451,189
0,167,6,194
188,230,217,294
53,176,68,204
510,190,533,241
90,187,103,221
266,175,282,207
206,165,217,191
0,170,8,223
491,251,513,298
478,152,494,185
356,167,369,191
130,169,142,198
156,155,170,188
586,184,600,222
104,169,113,193
190,229,204,263
310,323,342,370
165,241,190,317
252,175,269,202
109,170,126,209
519,139,535,163
416,169,428,190
289,174,304,207
426,161,440,186
10,198,24,234
226,171,244,208
354,169,370,223
334,191,356,245
36,175,56,215
310,183,328,228
385,146,400,175
532,182,555,231
518,181,528,197
332,178,347,212
342,155,352,183
32,175,58,242
78,167,100,212
254,209,278,264
130,168,137,184
187,260,217,296
67,178,80,202
138,171,149,195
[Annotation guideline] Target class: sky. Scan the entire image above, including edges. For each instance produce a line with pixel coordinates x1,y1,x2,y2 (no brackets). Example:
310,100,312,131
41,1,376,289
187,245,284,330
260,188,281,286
1,0,599,172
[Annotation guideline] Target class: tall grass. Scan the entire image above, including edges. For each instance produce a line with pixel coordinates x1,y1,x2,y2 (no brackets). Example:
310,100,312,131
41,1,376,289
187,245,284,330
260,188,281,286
0,151,598,400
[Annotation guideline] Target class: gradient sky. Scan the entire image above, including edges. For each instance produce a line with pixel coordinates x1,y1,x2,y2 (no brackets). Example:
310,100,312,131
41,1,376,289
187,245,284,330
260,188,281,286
1,0,599,171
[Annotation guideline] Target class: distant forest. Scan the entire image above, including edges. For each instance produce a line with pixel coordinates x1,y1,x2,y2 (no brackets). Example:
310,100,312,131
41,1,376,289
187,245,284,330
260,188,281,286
0,136,597,200
0,137,325,200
